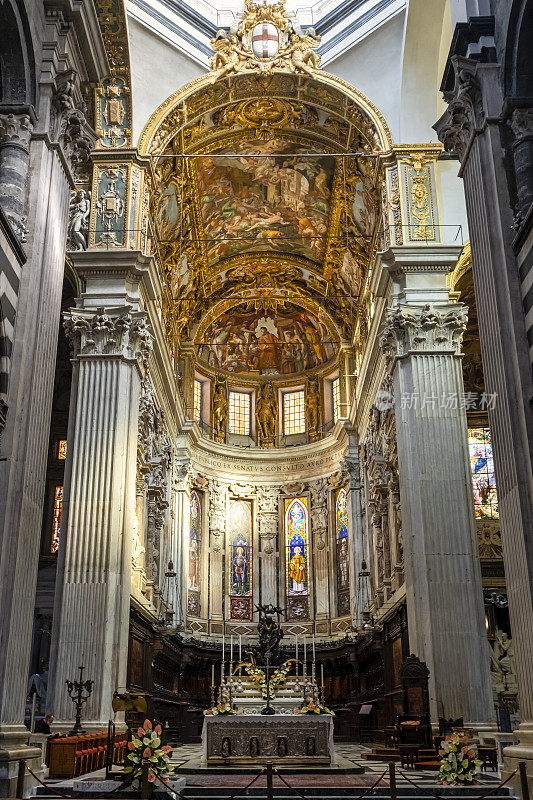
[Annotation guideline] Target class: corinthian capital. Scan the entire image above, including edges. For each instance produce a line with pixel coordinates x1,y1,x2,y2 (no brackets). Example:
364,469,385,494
0,114,33,150
379,303,468,362
63,306,153,366
509,108,533,142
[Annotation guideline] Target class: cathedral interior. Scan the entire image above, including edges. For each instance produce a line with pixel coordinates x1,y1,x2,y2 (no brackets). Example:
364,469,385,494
1,0,533,795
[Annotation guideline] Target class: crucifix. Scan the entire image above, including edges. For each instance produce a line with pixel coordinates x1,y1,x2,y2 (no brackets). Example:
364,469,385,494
254,603,285,715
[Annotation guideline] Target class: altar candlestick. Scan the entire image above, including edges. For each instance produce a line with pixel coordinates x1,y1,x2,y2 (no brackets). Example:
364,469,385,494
321,663,324,690
312,634,316,663
230,634,233,663
222,634,225,663
239,634,242,662
211,663,215,686
303,635,307,678
295,635,298,675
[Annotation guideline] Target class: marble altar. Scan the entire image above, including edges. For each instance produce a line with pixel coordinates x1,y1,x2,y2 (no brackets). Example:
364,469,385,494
202,713,334,766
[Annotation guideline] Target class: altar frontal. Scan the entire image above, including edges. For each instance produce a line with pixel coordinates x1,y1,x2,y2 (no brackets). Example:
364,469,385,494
202,713,334,766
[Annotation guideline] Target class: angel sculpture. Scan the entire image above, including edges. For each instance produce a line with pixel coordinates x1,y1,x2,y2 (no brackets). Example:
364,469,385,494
286,30,321,76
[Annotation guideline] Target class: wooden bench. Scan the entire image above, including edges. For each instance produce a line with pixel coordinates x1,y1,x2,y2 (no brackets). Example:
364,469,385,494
47,731,128,778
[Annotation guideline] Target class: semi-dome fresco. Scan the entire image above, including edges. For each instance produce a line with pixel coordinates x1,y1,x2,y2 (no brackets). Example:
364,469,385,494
196,301,336,375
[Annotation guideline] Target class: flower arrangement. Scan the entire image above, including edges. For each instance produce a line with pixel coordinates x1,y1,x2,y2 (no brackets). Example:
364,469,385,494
437,732,483,785
243,660,291,699
204,704,237,716
124,719,174,785
295,701,335,716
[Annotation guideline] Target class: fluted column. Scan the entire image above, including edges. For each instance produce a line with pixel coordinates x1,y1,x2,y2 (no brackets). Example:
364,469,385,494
435,54,533,784
310,479,329,619
257,487,279,607
380,262,493,724
47,307,152,726
342,456,367,626
172,459,190,627
0,113,32,241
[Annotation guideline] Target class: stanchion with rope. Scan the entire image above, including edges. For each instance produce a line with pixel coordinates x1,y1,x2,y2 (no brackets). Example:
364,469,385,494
398,767,519,800
519,762,530,800
273,766,388,800
16,759,26,799
388,761,397,800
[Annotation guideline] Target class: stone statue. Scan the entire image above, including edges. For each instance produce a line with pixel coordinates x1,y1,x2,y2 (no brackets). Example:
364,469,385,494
305,378,320,439
212,383,227,443
490,629,518,695
256,382,277,445
67,189,91,251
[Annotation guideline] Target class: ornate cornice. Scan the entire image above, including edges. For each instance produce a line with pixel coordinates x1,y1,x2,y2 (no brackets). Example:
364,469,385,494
379,303,468,363
64,306,153,367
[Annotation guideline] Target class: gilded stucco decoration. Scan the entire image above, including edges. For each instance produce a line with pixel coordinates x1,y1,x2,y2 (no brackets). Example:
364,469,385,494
94,0,132,148
209,0,321,79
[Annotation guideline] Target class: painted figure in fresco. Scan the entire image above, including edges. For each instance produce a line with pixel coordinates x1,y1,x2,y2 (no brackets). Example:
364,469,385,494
233,546,247,595
257,326,281,372
290,546,306,592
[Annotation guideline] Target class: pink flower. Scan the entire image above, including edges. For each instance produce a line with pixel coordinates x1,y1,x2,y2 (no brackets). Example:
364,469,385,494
143,747,151,758
128,742,135,750
155,725,162,735
161,745,172,753
138,727,145,737
144,719,152,729
148,773,156,783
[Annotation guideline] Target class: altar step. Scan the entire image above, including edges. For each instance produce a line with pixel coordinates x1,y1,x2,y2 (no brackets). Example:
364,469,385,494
177,788,514,800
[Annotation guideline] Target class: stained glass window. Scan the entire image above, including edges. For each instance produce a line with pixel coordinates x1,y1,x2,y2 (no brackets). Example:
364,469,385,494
285,496,309,619
229,391,251,435
187,490,202,616
335,488,350,616
468,427,499,518
51,485,63,554
58,440,67,459
332,378,341,423
283,390,305,435
228,499,253,621
193,380,202,423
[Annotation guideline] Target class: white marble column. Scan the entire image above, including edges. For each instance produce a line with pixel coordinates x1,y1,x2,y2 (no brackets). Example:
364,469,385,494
171,459,191,627
379,248,494,725
47,304,152,726
342,456,367,626
257,487,279,607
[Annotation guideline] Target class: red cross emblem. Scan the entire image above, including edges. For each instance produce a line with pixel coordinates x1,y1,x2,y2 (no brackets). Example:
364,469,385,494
251,22,279,59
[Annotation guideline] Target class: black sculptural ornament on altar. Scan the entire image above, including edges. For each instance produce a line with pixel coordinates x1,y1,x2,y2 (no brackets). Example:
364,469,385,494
255,603,284,665
254,603,285,715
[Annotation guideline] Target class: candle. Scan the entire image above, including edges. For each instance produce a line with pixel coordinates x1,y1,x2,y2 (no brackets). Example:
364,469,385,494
312,634,316,662
303,635,307,663
295,634,298,665
212,663,215,686
222,634,225,663
231,634,234,663
239,634,242,662
321,663,324,687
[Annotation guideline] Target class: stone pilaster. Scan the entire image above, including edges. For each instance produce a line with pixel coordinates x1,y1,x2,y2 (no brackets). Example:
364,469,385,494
47,306,152,726
208,479,227,628
171,459,191,627
309,479,330,619
341,457,366,626
435,53,533,785
380,290,493,725
257,487,279,607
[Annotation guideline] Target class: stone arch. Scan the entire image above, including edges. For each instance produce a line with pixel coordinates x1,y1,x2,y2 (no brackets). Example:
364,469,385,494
505,0,533,99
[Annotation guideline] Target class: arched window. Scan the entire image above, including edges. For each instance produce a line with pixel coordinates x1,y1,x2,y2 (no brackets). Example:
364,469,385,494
187,490,202,616
285,496,309,619
335,488,350,616
228,499,253,620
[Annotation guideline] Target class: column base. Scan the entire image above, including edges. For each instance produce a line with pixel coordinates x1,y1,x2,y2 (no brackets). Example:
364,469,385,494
502,722,533,798
0,726,44,799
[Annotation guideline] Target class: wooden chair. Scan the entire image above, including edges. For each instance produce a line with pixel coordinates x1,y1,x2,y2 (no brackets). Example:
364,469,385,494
399,744,419,769
478,746,498,772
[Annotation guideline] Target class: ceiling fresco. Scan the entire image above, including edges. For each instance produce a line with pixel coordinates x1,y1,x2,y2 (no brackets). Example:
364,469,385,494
143,1,391,368
196,140,335,266
196,302,336,376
